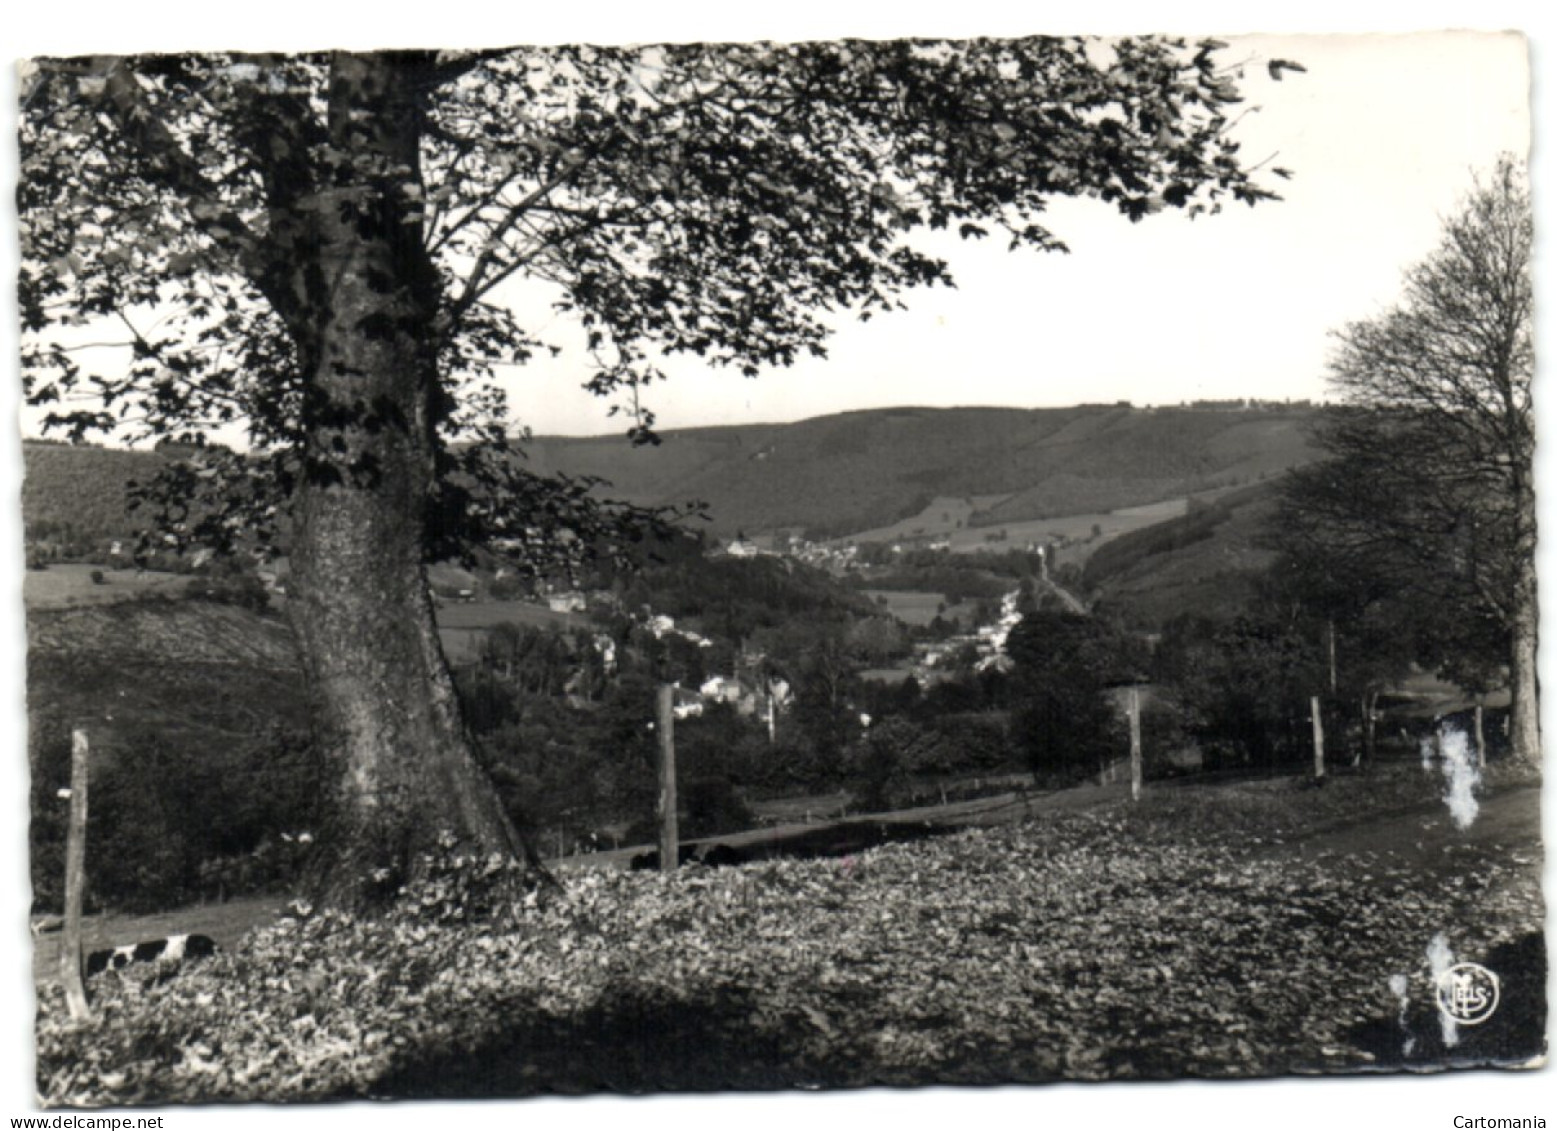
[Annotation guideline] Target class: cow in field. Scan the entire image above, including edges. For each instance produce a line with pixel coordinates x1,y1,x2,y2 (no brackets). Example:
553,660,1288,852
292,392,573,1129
85,933,218,978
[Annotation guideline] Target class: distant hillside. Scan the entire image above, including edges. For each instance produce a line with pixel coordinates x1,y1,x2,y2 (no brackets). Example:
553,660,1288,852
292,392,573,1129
22,404,1319,549
1081,480,1283,629
22,441,165,549
527,404,1317,538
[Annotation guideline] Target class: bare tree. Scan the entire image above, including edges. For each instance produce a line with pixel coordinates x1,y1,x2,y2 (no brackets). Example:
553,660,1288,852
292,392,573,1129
1281,158,1535,760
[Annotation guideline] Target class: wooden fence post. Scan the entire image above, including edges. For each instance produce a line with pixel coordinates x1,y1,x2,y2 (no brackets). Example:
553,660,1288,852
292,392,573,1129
1474,702,1487,769
656,684,678,873
1310,696,1326,782
1326,621,1337,695
1129,686,1143,802
61,728,91,1020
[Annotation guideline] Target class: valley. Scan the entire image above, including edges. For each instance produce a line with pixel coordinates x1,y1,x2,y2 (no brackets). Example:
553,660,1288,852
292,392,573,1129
17,399,1494,927
22,401,1535,1108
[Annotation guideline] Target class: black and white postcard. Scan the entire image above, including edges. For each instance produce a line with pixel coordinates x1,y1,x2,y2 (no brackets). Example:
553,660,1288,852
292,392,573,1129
6,6,1550,1129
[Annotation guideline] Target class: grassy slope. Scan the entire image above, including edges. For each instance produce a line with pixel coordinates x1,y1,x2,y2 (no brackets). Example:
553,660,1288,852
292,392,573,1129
437,600,592,664
22,408,1316,548
25,577,600,735
862,589,947,627
25,596,316,910
25,596,310,796
1081,481,1283,627
526,405,1317,538
845,495,1192,572
23,563,189,608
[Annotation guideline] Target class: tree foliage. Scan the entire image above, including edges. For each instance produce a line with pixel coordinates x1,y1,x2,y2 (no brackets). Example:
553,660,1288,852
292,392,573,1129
1153,614,1320,770
1006,609,1131,780
20,39,1288,899
23,40,1281,555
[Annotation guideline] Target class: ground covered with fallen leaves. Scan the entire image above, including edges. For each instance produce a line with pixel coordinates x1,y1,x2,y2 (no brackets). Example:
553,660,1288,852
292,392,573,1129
37,763,1545,1104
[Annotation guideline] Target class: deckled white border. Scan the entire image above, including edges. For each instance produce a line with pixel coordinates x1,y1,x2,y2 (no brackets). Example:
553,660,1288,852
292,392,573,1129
2,3,1551,1128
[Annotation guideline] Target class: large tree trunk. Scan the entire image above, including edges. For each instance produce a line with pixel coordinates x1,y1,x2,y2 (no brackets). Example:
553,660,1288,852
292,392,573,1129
285,54,529,909
1508,551,1540,763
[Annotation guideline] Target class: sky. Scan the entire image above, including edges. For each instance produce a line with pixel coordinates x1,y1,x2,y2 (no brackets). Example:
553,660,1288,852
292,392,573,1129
1,26,1535,440
487,32,1533,436
1,4,1554,1131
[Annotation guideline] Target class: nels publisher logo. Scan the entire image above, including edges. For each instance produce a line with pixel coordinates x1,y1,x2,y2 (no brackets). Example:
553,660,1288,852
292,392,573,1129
1436,962,1501,1026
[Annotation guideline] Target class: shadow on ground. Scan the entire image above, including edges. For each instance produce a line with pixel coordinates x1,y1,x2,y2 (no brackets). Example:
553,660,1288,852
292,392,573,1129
369,987,820,1097
367,983,1056,1097
370,935,1547,1098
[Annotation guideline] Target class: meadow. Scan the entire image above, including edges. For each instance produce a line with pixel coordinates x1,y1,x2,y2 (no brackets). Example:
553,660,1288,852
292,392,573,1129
23,563,189,609
22,560,590,668
844,495,1191,569
861,589,949,627
434,601,593,664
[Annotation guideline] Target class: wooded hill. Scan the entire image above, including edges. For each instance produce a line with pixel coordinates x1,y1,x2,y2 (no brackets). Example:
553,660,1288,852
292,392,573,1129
22,403,1318,550
22,441,170,552
526,403,1317,538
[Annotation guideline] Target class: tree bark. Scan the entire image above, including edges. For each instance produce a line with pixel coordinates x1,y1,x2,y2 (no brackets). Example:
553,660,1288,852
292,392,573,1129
1508,551,1540,763
285,54,528,908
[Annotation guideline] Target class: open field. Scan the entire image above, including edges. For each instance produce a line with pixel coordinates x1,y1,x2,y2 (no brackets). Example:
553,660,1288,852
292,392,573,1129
843,495,1191,569
861,589,949,626
839,494,1008,545
976,496,1193,571
23,563,189,609
1386,671,1512,718
23,564,589,667
1034,497,1189,560
436,600,593,663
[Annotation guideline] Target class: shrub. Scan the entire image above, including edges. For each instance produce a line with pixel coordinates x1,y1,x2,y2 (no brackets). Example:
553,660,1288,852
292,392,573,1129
487,573,529,600
30,723,327,914
1153,615,1321,771
183,571,269,612
926,713,1014,773
848,718,923,810
1007,611,1128,783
